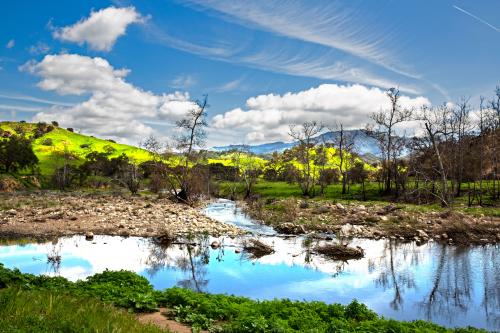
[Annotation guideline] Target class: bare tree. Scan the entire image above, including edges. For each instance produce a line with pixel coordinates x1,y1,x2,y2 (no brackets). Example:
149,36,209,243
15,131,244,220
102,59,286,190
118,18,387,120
488,87,500,199
174,95,208,202
288,121,324,197
477,97,487,205
115,161,141,195
141,135,168,193
367,88,412,194
417,104,453,206
451,97,472,197
329,123,357,195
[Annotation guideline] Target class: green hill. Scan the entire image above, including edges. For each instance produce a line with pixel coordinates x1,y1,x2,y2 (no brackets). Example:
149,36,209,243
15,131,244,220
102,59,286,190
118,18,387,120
0,121,151,175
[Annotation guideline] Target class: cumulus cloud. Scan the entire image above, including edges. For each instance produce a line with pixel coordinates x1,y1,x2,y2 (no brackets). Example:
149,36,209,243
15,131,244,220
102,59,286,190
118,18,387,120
22,54,196,143
212,84,430,143
53,6,145,51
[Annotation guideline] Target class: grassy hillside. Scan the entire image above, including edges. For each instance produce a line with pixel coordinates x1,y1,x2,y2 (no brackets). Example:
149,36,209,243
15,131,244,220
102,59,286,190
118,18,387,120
1,121,151,175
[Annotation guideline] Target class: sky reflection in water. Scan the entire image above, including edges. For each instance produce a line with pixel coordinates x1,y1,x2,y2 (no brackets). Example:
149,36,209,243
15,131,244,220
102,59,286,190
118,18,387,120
0,200,498,331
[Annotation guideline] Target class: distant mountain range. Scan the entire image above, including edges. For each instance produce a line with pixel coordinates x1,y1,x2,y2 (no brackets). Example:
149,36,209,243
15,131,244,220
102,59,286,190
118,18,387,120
212,129,381,161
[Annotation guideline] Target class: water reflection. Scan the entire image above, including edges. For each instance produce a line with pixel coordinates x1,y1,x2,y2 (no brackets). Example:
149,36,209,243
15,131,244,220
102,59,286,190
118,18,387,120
0,235,498,330
372,240,418,310
0,233,499,329
204,199,276,235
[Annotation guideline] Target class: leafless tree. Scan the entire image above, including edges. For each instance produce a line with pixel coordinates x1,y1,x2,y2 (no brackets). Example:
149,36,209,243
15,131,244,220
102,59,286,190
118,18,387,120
477,97,487,205
451,97,472,197
115,162,141,195
141,135,168,193
367,88,412,194
174,95,208,202
488,87,500,199
329,123,357,195
417,104,454,206
288,121,324,197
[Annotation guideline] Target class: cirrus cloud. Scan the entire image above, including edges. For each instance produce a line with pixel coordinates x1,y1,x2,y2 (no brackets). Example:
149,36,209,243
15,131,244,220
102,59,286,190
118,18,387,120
53,6,146,51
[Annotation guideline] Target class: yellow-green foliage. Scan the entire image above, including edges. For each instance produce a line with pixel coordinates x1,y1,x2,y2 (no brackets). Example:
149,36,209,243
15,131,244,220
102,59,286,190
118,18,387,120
208,152,267,169
271,146,378,178
1,122,151,175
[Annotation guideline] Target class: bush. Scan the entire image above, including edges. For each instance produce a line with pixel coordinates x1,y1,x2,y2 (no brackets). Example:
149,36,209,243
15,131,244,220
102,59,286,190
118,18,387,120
0,135,38,173
41,138,53,146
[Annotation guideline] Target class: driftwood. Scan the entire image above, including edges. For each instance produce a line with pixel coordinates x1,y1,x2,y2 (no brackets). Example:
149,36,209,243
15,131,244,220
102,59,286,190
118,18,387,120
243,239,274,259
315,244,364,260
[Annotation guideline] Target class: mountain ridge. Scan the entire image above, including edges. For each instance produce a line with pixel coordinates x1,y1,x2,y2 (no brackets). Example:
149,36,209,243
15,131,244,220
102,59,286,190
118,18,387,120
212,129,381,157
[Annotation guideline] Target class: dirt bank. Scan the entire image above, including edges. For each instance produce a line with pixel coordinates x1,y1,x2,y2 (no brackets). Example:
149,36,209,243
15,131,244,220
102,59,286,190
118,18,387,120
0,192,243,239
247,199,500,245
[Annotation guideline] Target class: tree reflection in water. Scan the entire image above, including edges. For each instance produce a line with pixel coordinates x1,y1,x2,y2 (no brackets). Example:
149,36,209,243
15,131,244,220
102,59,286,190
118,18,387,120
146,235,210,292
420,244,475,324
142,234,498,327
46,241,62,275
481,246,499,328
372,240,418,310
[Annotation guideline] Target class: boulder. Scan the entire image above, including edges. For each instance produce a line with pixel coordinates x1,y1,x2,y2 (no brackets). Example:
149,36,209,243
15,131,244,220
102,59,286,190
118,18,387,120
417,229,429,238
299,201,309,209
6,209,17,216
335,203,345,210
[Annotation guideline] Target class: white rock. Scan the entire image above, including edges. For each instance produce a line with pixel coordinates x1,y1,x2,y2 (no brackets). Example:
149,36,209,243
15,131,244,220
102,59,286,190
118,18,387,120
336,203,345,210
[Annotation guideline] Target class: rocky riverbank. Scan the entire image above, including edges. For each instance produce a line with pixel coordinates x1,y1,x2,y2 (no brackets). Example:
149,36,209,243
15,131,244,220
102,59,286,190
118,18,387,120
0,192,243,239
246,199,500,245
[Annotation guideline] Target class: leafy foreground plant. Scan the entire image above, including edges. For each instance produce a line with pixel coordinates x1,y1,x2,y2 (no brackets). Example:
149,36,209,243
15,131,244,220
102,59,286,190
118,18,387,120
0,264,490,333
0,288,166,333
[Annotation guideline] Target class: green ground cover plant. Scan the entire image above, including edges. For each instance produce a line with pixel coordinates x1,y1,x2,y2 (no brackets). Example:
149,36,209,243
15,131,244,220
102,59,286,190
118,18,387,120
0,263,490,333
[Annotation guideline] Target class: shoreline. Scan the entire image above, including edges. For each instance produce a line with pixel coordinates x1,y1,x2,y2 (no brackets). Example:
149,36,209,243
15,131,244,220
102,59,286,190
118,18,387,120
1,191,499,246
242,199,500,245
0,192,243,239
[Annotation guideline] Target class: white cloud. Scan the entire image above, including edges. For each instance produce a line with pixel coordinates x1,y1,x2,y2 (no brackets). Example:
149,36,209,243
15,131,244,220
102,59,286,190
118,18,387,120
53,6,145,51
214,77,244,93
6,39,15,49
0,104,45,113
212,84,430,143
169,74,197,89
0,93,74,107
22,54,196,143
186,0,418,78
145,22,420,94
29,42,51,55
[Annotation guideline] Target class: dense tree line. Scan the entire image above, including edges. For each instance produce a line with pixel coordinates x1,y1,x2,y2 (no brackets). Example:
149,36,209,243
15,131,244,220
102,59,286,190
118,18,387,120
1,88,499,208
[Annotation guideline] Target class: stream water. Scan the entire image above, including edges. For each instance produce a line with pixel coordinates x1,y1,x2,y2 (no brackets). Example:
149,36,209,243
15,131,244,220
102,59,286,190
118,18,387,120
0,199,498,330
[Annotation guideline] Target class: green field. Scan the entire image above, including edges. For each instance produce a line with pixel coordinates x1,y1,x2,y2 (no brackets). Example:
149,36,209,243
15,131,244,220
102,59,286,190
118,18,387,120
218,180,500,217
0,288,166,333
1,121,151,175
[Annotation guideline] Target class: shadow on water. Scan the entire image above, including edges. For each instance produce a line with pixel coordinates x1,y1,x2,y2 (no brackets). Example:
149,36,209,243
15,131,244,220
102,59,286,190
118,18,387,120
0,199,498,330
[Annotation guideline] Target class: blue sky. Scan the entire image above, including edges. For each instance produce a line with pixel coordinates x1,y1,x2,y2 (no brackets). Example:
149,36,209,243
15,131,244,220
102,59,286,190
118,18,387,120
1,0,499,145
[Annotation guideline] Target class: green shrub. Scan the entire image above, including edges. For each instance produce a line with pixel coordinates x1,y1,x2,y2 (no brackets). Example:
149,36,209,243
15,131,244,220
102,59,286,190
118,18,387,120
0,264,490,333
41,138,53,146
